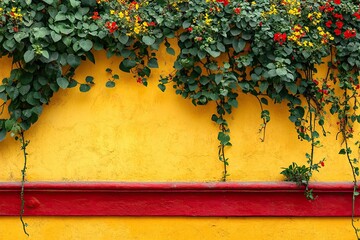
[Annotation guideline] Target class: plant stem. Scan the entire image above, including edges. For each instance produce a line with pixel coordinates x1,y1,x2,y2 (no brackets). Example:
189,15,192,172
19,132,29,236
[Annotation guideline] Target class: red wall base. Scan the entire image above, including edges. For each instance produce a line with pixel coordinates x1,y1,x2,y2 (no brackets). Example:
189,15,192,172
0,182,358,216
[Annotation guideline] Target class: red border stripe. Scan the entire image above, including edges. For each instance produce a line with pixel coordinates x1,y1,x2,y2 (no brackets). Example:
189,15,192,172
0,182,358,217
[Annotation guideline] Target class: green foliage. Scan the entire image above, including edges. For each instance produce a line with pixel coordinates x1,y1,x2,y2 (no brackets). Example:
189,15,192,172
281,162,311,186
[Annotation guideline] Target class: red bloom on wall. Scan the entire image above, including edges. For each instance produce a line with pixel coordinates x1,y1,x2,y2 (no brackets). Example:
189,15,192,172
333,13,344,20
335,21,343,29
216,0,229,7
105,21,118,33
344,29,356,39
334,29,342,35
273,32,287,45
91,11,100,20
354,11,360,20
325,20,332,28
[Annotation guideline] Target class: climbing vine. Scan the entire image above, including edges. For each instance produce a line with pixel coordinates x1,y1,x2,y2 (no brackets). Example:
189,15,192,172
0,0,360,237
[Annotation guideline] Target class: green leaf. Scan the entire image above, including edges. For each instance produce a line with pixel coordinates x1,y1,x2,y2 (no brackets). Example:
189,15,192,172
206,49,221,58
51,31,62,42
232,39,245,53
259,81,268,93
106,81,115,88
166,47,175,55
148,58,159,68
286,83,298,94
158,84,166,92
19,85,31,95
217,42,226,52
5,119,15,131
260,97,268,105
42,50,50,59
79,39,93,51
43,0,54,4
276,68,287,76
218,132,230,145
119,35,129,44
228,99,238,108
24,50,35,63
119,59,136,72
215,74,222,85
14,32,28,42
57,77,69,89
0,128,6,141
339,149,346,155
142,36,156,45
70,0,81,7
67,54,81,67
85,76,94,83
79,84,91,92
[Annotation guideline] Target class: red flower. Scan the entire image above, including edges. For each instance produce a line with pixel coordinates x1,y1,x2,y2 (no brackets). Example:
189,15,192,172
186,27,193,32
91,11,100,20
325,20,332,28
353,12,360,20
319,3,334,12
216,0,229,6
13,26,18,32
334,29,342,35
259,22,263,27
333,13,344,20
105,21,118,33
335,21,343,29
320,161,325,167
148,21,156,27
344,29,356,39
273,32,287,45
333,0,341,4
137,77,142,84
234,7,241,15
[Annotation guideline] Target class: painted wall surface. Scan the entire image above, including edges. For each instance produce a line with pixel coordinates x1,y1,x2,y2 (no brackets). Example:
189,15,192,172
0,47,357,239
0,50,353,182
0,217,357,240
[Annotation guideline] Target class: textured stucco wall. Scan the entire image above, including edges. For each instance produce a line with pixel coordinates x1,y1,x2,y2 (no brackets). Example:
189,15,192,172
0,48,356,239
0,51,353,182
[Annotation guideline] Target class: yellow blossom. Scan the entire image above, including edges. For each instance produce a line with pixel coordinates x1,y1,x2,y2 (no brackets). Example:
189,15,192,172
204,13,212,25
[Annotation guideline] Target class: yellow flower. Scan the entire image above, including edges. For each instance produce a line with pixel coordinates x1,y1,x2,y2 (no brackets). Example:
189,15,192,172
118,12,124,18
204,13,212,25
110,10,115,15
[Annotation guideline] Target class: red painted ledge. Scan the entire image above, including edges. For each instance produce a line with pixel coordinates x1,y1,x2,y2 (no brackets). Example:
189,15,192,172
0,181,358,217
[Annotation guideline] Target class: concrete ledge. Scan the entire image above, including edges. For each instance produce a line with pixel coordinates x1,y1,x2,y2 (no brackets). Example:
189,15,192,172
0,182,358,216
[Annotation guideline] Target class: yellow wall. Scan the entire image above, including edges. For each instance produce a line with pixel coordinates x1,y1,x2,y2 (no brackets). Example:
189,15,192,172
0,217,357,240
0,48,357,239
0,51,353,182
